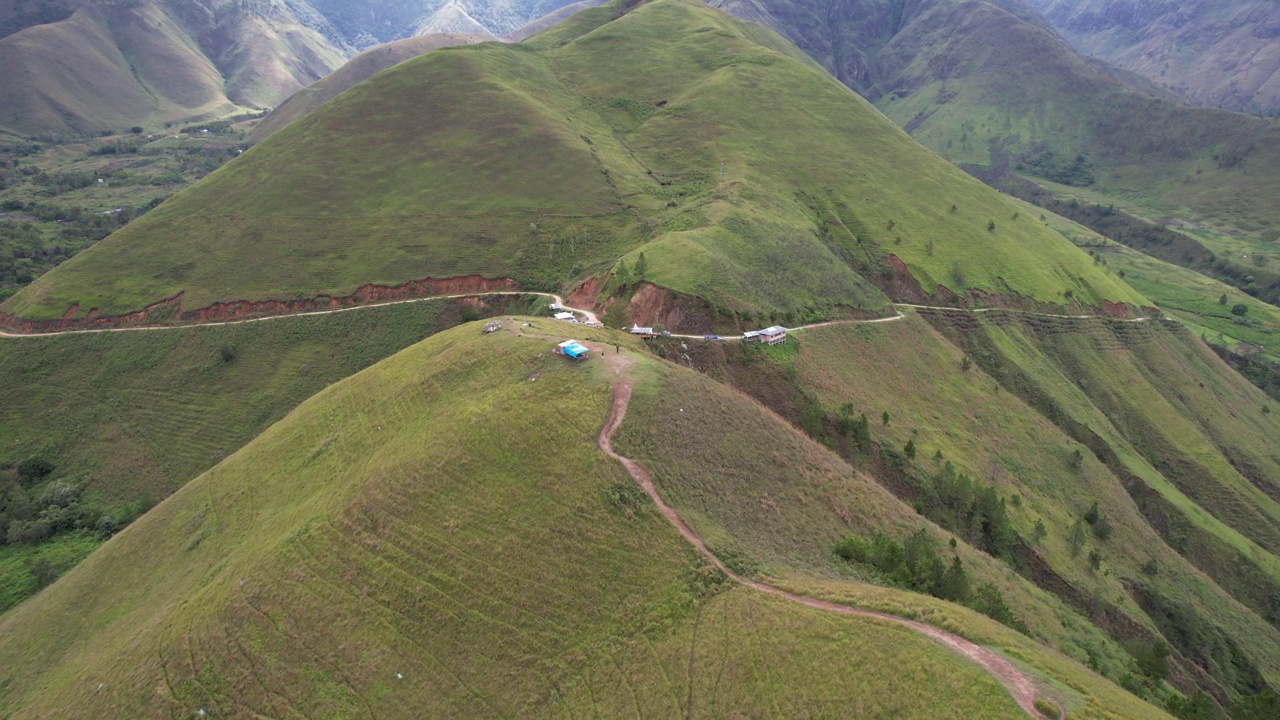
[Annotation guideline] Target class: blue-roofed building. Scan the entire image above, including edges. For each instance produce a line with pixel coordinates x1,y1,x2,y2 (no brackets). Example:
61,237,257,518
557,339,592,360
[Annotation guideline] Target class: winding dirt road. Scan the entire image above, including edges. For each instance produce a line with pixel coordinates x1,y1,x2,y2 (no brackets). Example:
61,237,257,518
0,292,598,339
598,376,1057,719
0,288,1157,341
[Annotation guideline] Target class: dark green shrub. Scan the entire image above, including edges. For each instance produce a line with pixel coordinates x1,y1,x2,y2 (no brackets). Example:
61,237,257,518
17,458,54,484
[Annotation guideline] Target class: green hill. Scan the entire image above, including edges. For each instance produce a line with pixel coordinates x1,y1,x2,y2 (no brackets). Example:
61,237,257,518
870,0,1280,234
1,0,1145,330
248,33,491,143
0,295,545,611
5,2,1280,717
0,319,1169,718
0,0,349,137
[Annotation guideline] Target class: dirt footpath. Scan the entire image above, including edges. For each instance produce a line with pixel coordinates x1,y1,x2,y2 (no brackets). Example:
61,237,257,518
598,378,1059,720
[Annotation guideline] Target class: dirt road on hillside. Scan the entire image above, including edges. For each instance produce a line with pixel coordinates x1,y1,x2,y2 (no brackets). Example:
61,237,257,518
598,377,1058,719
0,290,1156,340
0,292,598,338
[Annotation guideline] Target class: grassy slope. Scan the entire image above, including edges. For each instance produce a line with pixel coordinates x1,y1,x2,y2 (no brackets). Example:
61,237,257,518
871,0,1280,238
248,33,491,143
616,347,1144,704
666,313,1280,698
4,40,631,318
2,0,1144,325
1029,0,1280,117
901,314,1280,688
0,4,232,136
0,297,540,508
609,327,1168,718
0,296,543,612
0,321,1053,719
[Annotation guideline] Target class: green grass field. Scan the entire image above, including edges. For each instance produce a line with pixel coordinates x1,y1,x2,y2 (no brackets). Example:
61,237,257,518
247,34,491,143
1,320,1100,719
0,298,544,506
3,0,1144,326
963,317,1280,689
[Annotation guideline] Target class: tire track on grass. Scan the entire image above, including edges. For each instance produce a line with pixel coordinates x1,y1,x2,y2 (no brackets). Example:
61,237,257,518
597,377,1059,720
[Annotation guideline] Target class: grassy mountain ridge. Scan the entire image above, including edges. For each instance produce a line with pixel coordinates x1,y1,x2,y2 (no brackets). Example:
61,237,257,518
876,1,1280,243
1,0,1146,328
0,320,1070,717
0,296,546,613
247,32,492,143
0,0,349,137
0,2,1274,716
870,0,1280,238
0,319,1170,718
304,0,585,45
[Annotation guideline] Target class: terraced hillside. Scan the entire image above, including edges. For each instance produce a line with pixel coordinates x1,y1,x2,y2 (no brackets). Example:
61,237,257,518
0,320,1168,718
0,0,1145,331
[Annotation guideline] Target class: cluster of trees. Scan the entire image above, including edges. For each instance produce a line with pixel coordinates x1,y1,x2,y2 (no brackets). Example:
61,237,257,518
835,529,1025,631
0,461,121,548
0,197,166,291
1015,149,1096,187
610,252,648,289
179,121,234,134
830,402,871,449
913,461,1017,558
1207,343,1280,401
88,136,150,156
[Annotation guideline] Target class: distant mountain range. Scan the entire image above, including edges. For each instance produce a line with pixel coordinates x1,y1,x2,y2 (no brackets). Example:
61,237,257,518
1027,0,1280,116
700,0,1280,240
4,6,1280,717
0,0,585,137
